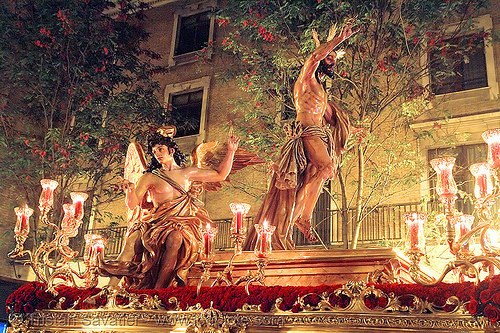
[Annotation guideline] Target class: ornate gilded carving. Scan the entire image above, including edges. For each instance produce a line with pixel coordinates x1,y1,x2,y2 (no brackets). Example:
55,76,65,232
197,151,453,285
20,307,492,332
9,281,494,332
368,259,401,284
83,286,164,310
8,312,29,333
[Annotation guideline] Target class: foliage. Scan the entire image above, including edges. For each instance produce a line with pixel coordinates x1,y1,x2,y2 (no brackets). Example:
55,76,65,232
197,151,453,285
0,0,166,231
210,0,489,247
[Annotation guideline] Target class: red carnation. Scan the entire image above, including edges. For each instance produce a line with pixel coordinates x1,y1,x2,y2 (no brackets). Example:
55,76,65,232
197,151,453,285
467,299,479,315
364,294,378,310
337,294,351,308
491,292,500,306
378,296,388,308
484,304,500,323
291,303,302,313
480,289,492,303
490,277,500,291
23,304,34,313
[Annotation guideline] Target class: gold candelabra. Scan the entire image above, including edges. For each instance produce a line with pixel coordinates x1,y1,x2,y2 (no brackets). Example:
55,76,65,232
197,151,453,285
8,179,104,295
408,129,500,285
198,203,275,295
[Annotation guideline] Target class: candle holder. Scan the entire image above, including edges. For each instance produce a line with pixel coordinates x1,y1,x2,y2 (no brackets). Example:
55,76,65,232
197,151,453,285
197,223,218,295
408,128,500,286
455,214,474,253
404,212,427,283
404,212,426,254
39,179,58,225
71,192,88,221
483,129,500,169
8,179,100,295
211,203,251,287
229,203,250,253
231,221,275,295
254,221,275,259
8,205,34,257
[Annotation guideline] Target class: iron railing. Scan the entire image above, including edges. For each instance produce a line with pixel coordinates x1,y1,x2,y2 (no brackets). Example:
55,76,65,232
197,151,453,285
81,217,253,257
84,204,425,257
292,202,422,247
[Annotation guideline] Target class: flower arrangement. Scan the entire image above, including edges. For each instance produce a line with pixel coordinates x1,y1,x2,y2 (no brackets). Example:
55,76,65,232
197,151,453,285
6,283,344,314
9,277,500,323
467,274,500,323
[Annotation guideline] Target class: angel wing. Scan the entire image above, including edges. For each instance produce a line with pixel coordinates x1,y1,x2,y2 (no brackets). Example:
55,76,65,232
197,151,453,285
190,142,266,193
123,142,148,229
124,142,147,184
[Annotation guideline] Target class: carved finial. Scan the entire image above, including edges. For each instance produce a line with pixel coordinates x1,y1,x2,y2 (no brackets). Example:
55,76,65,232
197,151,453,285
157,125,177,138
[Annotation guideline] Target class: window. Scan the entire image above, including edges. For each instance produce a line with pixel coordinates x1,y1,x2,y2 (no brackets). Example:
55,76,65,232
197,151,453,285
429,34,488,95
174,11,211,56
169,89,203,137
428,143,487,214
168,2,216,67
423,15,498,99
163,76,210,146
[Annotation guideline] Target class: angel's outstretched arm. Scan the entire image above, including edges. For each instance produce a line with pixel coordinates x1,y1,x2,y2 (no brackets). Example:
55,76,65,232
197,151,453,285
188,134,240,183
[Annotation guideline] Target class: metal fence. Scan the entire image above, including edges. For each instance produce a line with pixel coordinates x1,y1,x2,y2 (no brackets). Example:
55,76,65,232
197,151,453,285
292,202,422,247
84,204,423,257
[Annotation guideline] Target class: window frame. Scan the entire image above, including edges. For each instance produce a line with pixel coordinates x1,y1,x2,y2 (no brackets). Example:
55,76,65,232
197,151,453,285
422,14,499,100
163,76,211,148
428,33,488,95
169,89,204,137
168,2,216,67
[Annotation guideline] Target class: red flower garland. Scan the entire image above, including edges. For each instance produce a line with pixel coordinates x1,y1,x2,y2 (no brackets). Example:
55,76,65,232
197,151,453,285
467,275,500,323
6,276,500,323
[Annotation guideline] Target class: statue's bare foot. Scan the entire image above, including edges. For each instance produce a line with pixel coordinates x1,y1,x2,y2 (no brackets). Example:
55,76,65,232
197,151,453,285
294,218,318,242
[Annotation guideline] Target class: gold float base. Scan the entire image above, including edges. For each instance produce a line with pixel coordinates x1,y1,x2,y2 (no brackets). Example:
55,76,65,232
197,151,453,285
10,308,494,333
188,248,431,286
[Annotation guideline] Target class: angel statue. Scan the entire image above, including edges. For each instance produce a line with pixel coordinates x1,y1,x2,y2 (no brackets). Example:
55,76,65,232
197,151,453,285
97,126,263,289
244,19,357,251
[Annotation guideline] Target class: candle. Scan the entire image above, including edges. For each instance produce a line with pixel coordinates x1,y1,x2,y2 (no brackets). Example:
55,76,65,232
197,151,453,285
482,129,500,168
260,221,269,256
71,192,88,221
84,234,107,267
470,163,492,198
39,179,58,210
430,157,457,196
254,220,276,259
404,212,426,253
455,214,473,251
201,223,217,259
229,203,251,235
236,211,243,233
14,205,34,236
204,223,211,256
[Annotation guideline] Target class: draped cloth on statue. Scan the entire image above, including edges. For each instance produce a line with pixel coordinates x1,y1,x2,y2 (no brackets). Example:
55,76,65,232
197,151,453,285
243,121,335,251
98,170,206,289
